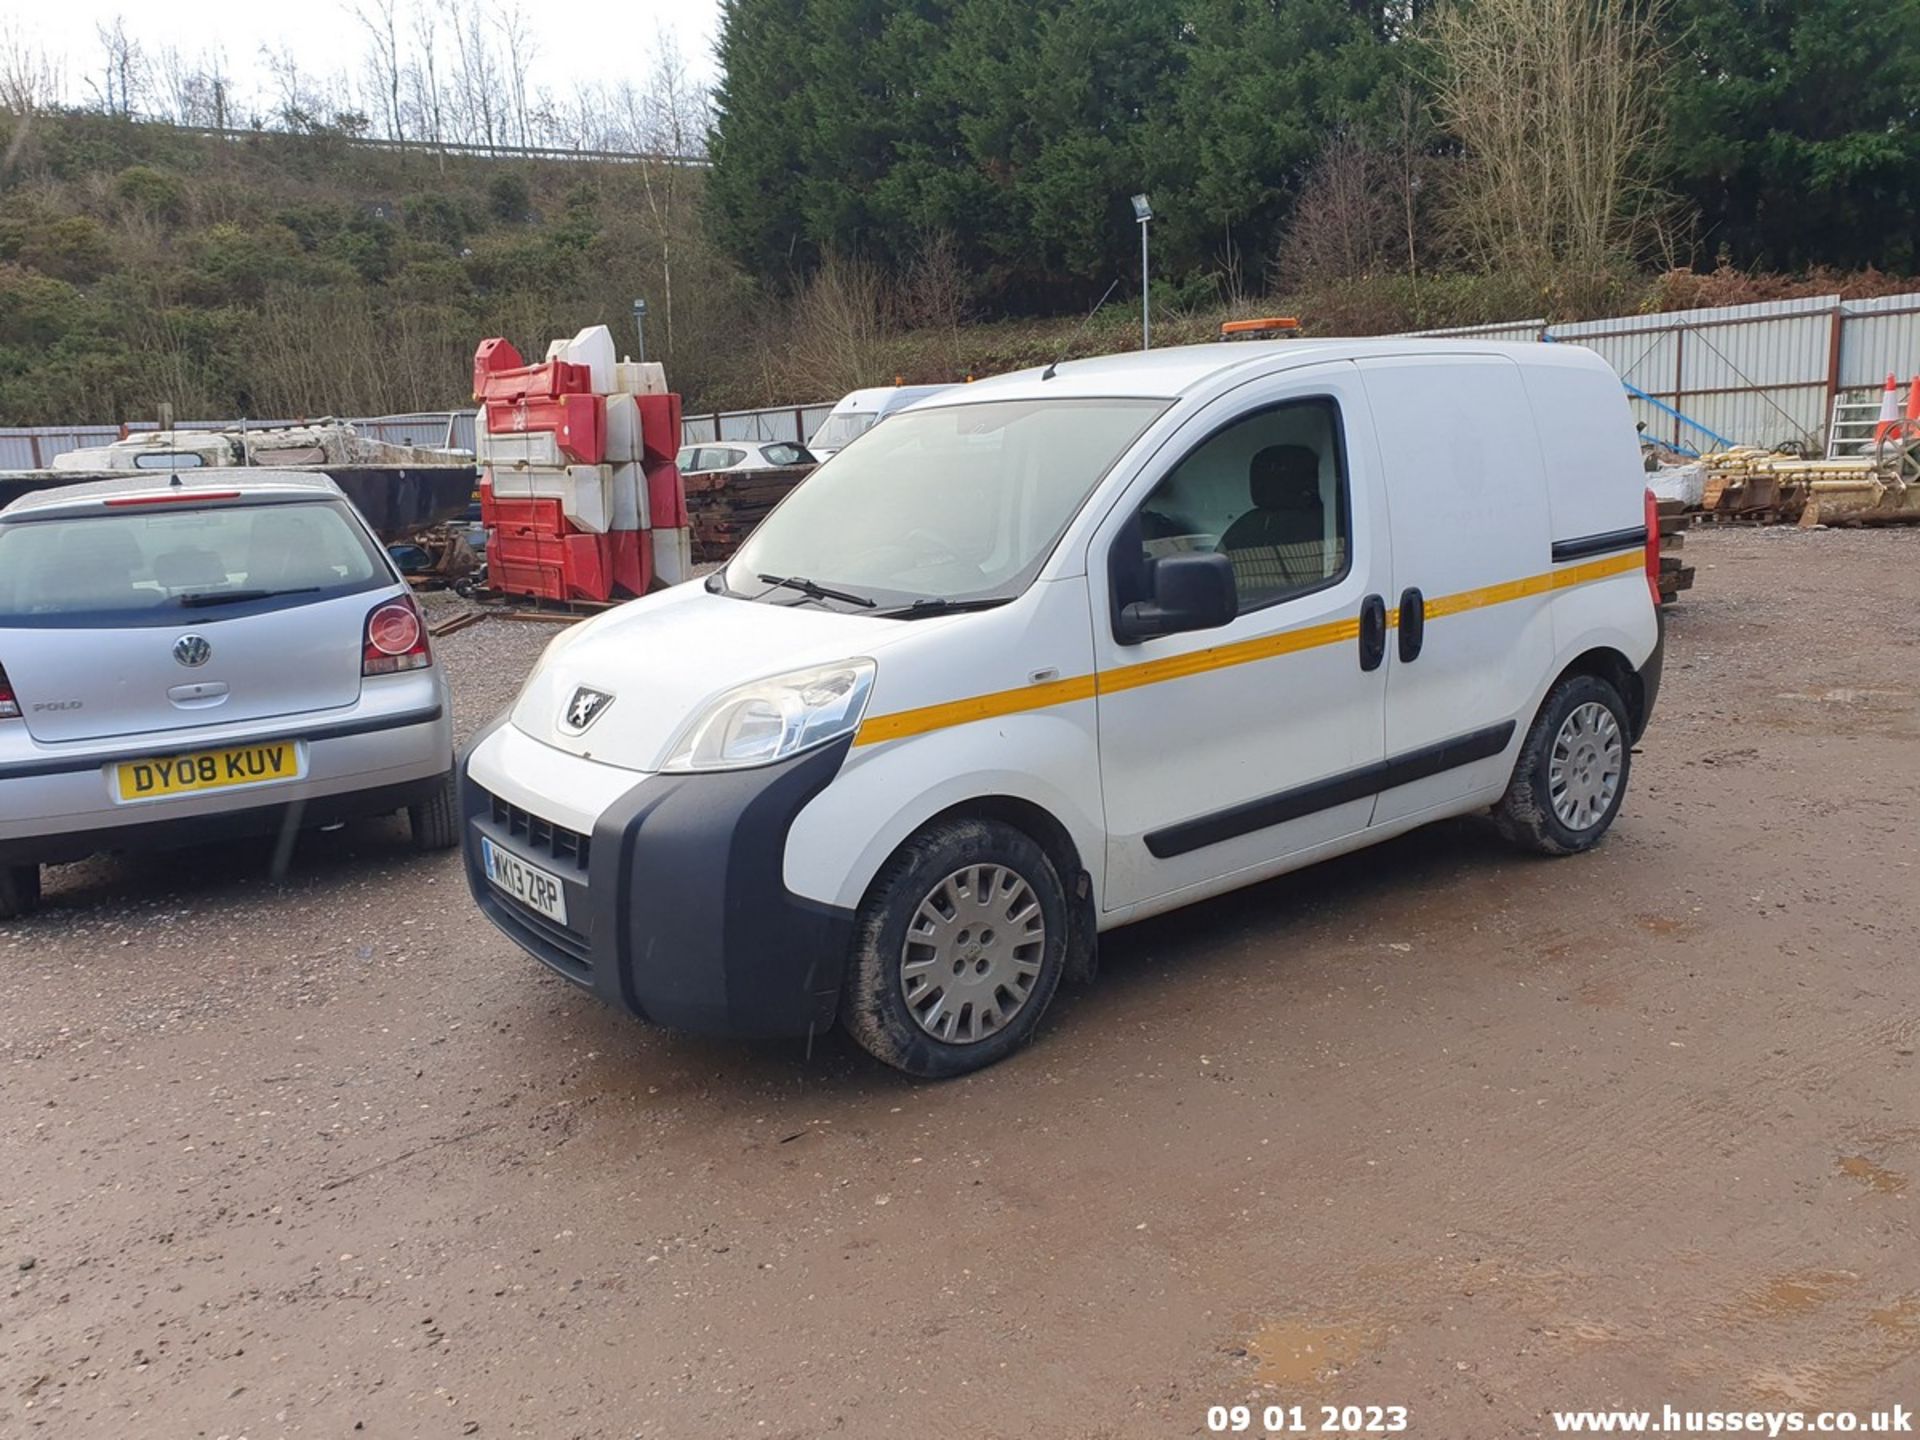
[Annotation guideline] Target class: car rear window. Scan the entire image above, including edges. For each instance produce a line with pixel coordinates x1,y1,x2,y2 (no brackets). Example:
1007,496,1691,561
0,499,391,628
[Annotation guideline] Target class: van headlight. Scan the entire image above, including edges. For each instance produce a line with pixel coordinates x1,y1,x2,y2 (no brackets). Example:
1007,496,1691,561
661,660,876,772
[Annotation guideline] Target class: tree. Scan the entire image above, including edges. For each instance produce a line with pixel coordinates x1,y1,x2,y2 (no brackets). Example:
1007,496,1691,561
1430,0,1672,300
91,16,147,117
1663,0,1920,273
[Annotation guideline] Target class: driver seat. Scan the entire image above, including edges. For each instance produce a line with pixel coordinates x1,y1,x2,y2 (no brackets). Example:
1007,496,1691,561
1218,445,1334,598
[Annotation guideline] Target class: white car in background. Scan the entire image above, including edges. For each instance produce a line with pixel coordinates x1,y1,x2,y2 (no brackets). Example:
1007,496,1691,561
675,441,817,475
805,385,952,459
0,471,458,920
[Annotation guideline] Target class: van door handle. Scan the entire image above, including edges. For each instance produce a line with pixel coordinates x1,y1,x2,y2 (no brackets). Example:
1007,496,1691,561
1398,588,1425,663
1358,594,1387,672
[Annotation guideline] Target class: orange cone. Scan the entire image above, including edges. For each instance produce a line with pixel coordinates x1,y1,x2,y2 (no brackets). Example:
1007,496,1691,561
1906,374,1920,423
1875,373,1901,441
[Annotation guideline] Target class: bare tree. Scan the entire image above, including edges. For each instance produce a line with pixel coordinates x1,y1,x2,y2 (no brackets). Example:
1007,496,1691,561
1275,131,1400,288
348,0,405,141
404,2,445,148
153,46,233,128
449,8,503,148
1430,0,1671,296
492,3,536,148
0,19,65,114
90,15,147,117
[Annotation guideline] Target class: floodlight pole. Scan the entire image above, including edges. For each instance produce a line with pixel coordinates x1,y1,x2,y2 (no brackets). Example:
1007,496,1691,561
1138,218,1151,351
632,297,649,362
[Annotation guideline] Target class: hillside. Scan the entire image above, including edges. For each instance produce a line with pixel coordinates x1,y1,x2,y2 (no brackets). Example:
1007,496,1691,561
0,111,734,425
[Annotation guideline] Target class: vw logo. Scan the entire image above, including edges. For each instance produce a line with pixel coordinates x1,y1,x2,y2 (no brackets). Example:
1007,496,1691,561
562,686,613,732
173,634,212,668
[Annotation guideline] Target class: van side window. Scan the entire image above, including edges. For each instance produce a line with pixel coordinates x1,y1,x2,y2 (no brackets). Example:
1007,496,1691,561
1126,397,1350,616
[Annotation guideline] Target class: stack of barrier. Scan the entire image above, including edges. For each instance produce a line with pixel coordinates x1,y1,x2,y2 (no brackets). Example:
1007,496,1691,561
473,326,690,601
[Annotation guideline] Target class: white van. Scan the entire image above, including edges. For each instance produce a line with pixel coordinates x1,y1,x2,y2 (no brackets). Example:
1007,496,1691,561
461,341,1663,1077
807,384,952,459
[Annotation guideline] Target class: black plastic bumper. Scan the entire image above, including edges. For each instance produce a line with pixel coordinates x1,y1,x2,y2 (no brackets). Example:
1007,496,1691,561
461,729,857,1039
1633,608,1665,742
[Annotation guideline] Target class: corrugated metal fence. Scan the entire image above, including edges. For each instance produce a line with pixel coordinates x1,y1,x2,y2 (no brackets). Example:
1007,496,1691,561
9,293,1920,465
1404,293,1920,454
0,405,836,471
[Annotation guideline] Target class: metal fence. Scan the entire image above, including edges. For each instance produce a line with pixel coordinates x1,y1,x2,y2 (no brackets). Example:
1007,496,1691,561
10,292,1920,465
1399,294,1920,455
0,405,835,471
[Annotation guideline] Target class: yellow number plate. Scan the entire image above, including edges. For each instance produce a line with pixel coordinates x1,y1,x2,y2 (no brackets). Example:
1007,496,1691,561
115,742,299,801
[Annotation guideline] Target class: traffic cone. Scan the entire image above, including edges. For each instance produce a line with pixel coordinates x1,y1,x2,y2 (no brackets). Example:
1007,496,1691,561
1874,373,1901,441
1906,374,1920,423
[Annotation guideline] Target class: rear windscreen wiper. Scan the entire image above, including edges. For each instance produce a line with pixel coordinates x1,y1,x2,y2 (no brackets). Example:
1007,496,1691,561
755,574,876,608
876,596,1013,619
178,587,319,608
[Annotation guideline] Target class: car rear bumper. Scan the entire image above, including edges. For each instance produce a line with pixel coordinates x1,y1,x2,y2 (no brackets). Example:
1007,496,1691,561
0,696,452,865
1632,607,1665,742
461,718,855,1039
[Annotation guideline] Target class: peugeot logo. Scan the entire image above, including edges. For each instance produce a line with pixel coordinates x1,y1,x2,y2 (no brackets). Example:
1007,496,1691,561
173,634,212,668
563,686,613,732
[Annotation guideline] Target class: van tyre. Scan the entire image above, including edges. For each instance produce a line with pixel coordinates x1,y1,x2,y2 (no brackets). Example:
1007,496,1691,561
0,864,42,922
408,770,462,853
1494,674,1632,856
843,818,1068,1078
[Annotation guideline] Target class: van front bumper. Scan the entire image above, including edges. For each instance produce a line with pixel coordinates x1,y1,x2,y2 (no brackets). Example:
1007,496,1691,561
461,725,856,1039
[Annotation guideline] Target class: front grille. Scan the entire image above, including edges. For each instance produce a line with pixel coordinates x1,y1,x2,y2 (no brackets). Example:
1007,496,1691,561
488,792,592,872
475,786,594,984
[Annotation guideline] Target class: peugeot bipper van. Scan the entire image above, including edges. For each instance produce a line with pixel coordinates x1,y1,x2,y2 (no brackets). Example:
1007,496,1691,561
461,341,1663,1077
806,384,952,459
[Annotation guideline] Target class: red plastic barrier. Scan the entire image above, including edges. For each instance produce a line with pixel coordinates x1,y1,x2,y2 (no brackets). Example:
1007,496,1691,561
642,461,687,529
634,393,683,466
488,529,615,602
610,528,652,598
477,485,566,534
472,337,523,400
483,394,606,464
476,358,593,404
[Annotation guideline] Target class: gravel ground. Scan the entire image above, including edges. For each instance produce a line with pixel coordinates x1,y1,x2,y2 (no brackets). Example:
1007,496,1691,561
2,528,1917,1439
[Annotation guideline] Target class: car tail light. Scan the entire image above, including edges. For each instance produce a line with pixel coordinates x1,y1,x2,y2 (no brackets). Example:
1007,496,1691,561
0,663,19,720
1643,488,1663,610
363,597,432,675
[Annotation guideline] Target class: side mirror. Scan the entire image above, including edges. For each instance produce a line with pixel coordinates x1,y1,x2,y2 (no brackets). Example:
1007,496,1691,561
1116,551,1238,644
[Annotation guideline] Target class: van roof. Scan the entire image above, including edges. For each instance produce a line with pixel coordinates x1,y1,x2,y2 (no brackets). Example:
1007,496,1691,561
942,338,1608,403
832,384,952,413
0,469,349,523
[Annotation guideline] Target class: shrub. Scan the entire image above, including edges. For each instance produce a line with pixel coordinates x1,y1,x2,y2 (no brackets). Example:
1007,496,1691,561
17,214,116,283
115,166,188,224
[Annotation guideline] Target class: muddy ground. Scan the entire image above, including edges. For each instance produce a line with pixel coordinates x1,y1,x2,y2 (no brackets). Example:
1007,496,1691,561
3,527,1917,1439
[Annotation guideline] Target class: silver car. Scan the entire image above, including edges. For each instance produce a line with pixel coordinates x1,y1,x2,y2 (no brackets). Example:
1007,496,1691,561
0,471,457,919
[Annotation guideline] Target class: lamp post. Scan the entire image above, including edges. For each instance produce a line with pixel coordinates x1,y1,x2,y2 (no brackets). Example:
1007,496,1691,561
631,297,649,362
1130,194,1152,351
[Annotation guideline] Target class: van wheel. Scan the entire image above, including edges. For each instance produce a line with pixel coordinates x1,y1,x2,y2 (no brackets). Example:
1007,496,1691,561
843,818,1068,1078
408,770,462,852
1493,674,1632,856
0,864,42,922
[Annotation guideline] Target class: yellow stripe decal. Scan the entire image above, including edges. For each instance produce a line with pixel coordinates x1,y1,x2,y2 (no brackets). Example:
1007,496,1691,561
851,550,1644,747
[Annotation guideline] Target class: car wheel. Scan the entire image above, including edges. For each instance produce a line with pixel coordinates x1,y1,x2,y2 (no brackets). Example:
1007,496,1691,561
1493,674,1633,856
842,818,1068,1078
0,864,42,922
407,770,462,853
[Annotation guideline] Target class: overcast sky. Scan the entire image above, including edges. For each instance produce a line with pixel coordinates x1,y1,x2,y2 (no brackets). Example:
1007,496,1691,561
14,1,724,110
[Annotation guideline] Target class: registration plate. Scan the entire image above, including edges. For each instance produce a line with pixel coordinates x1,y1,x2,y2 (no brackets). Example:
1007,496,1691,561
114,742,300,802
481,836,569,926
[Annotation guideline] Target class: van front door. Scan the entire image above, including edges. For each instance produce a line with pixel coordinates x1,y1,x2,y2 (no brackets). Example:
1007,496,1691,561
1090,366,1392,913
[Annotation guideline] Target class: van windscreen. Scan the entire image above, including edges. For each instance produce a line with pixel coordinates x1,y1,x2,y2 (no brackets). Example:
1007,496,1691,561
727,396,1168,609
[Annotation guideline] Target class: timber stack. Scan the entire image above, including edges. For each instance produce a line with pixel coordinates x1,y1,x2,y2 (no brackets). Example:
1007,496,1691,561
683,466,813,561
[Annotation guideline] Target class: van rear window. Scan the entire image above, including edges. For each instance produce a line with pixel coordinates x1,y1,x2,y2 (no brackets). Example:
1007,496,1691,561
0,500,389,627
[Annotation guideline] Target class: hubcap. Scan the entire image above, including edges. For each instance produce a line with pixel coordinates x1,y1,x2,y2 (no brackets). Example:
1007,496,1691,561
1548,701,1623,831
900,863,1046,1045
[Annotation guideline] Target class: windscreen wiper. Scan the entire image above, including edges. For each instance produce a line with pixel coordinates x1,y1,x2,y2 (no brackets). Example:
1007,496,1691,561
755,574,876,608
177,587,320,608
876,596,1013,619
